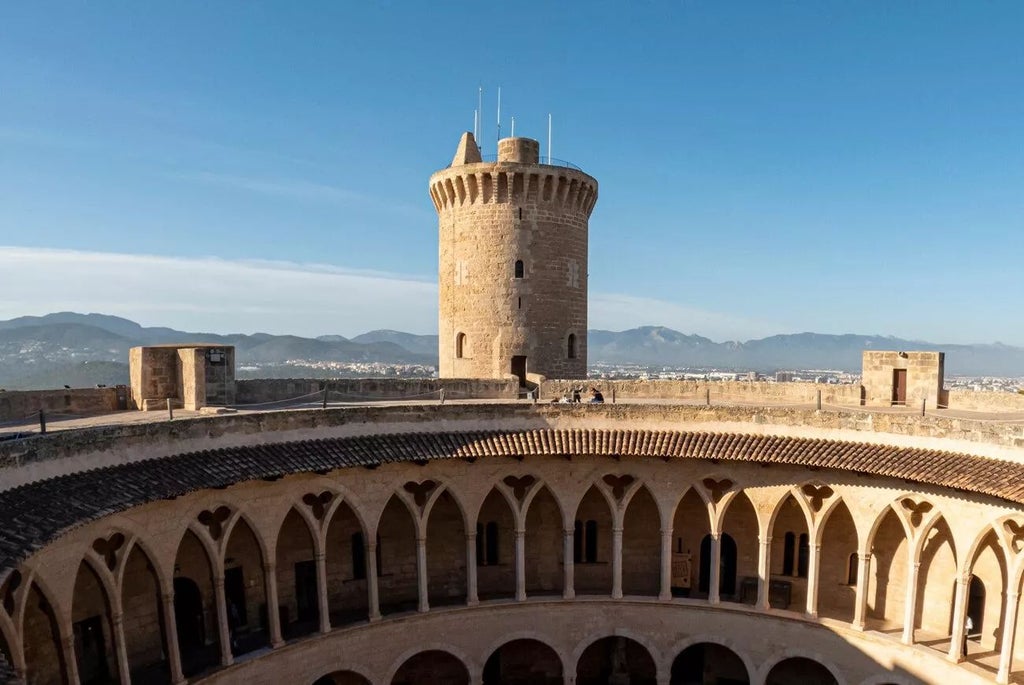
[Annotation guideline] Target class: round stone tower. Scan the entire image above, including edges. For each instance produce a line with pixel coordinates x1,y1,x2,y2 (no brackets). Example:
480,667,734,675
430,132,598,383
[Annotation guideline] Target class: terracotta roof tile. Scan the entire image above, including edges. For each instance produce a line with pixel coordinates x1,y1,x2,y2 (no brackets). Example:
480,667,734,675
1,428,1021,588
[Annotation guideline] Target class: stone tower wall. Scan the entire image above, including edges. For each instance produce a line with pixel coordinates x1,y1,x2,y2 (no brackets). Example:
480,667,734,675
430,134,598,380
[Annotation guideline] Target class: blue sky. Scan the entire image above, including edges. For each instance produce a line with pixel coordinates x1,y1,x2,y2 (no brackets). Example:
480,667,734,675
1,2,1022,343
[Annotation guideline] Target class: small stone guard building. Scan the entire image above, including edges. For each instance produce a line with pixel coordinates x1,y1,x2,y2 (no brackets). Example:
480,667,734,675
129,344,235,411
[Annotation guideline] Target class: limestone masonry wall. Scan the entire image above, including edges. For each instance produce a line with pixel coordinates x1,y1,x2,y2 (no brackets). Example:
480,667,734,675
235,377,519,404
544,379,864,405
0,387,119,423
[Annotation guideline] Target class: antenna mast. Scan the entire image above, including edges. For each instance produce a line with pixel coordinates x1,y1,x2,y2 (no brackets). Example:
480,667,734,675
478,87,484,150
496,87,502,144
547,114,552,164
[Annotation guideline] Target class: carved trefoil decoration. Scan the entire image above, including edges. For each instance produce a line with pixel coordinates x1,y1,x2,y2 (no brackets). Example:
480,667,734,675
702,478,734,505
198,506,232,540
302,492,334,521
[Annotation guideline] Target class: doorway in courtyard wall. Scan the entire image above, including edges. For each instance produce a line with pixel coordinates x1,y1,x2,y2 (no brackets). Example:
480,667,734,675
671,642,750,685
73,615,110,685
511,356,527,387
173,527,220,676
577,636,656,685
483,638,563,684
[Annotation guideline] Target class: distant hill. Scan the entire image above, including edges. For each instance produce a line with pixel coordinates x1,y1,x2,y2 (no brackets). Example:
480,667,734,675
0,313,1021,390
588,326,1024,376
351,330,439,356
0,313,434,390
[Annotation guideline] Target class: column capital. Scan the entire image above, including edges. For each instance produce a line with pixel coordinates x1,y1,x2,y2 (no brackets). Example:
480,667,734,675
162,591,175,604
314,551,326,561
759,536,772,545
416,535,427,544
262,562,276,573
213,575,225,588
711,531,722,541
859,552,872,562
112,611,124,626
612,526,624,534
660,528,673,537
366,541,378,550
514,529,526,538
465,532,477,541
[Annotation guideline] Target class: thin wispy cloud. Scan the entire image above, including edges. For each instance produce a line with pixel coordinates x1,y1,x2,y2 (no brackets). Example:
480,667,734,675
175,171,431,218
0,247,785,342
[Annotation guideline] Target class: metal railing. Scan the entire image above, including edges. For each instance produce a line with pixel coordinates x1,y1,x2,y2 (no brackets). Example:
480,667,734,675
447,154,583,171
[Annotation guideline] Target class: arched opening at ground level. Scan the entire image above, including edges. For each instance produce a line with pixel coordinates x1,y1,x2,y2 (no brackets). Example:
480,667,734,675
174,530,219,676
670,642,749,684
483,638,563,684
765,657,837,685
71,561,116,685
391,650,469,685
325,500,370,627
276,508,319,639
577,636,656,685
524,486,563,597
622,486,660,596
122,543,170,684
23,582,66,685
224,517,270,655
313,670,371,685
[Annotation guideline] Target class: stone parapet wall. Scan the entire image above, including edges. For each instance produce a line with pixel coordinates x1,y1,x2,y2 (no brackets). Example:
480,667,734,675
946,389,1024,412
234,377,519,405
3,403,1024,492
544,379,863,405
0,387,120,423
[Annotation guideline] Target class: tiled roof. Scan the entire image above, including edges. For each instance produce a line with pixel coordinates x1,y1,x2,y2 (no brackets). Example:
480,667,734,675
1,429,1021,580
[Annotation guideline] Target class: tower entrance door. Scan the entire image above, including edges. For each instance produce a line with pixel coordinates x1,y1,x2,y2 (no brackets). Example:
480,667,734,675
511,356,528,387
892,369,908,405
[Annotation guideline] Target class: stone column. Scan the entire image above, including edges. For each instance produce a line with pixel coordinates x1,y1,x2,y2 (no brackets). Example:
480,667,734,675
315,551,330,634
852,553,871,630
708,532,722,604
263,563,284,648
466,532,479,605
805,543,822,616
756,536,771,610
659,529,673,601
112,612,131,685
212,575,233,665
611,525,624,599
366,540,381,621
997,591,1020,683
563,527,575,600
946,575,969,662
515,528,526,601
160,591,186,685
901,559,921,645
60,633,80,685
416,536,429,613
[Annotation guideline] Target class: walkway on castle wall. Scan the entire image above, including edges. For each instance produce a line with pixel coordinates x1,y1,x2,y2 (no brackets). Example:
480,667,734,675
2,397,1024,441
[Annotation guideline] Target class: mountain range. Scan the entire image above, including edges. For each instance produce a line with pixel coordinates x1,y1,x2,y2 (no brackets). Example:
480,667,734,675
0,312,1020,390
